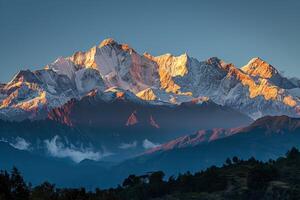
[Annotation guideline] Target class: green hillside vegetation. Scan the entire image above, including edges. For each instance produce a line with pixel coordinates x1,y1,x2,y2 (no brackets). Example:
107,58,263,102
1,148,300,200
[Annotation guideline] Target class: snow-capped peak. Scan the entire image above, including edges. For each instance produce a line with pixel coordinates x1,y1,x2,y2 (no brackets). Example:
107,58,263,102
47,57,77,80
98,38,135,53
241,57,279,79
152,53,189,77
98,38,118,48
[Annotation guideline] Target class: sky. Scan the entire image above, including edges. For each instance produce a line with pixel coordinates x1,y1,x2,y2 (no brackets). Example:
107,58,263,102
0,0,300,82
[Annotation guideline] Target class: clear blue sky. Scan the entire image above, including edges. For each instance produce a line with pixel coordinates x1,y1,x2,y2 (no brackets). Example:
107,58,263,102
0,0,300,82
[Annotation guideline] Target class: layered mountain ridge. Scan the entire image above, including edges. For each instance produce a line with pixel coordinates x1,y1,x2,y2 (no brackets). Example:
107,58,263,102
112,115,300,181
0,38,299,120
47,87,251,130
146,115,300,155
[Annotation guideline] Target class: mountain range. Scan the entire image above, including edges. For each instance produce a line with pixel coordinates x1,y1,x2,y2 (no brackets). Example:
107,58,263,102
1,38,300,188
1,38,300,121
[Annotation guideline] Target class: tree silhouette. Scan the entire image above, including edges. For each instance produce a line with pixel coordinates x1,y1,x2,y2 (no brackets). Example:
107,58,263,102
31,182,57,200
10,167,29,200
0,147,300,199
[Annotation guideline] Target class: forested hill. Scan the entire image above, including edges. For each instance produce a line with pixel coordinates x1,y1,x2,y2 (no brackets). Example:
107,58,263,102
1,148,300,200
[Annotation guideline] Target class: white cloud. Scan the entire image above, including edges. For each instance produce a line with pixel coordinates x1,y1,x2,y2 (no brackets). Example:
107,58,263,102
44,135,112,163
11,137,31,150
143,139,160,149
119,141,137,149
0,137,31,151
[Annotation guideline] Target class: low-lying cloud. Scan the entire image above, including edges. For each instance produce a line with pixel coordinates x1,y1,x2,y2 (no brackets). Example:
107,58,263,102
11,137,31,150
0,137,31,151
143,139,160,149
44,135,112,163
119,141,137,149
